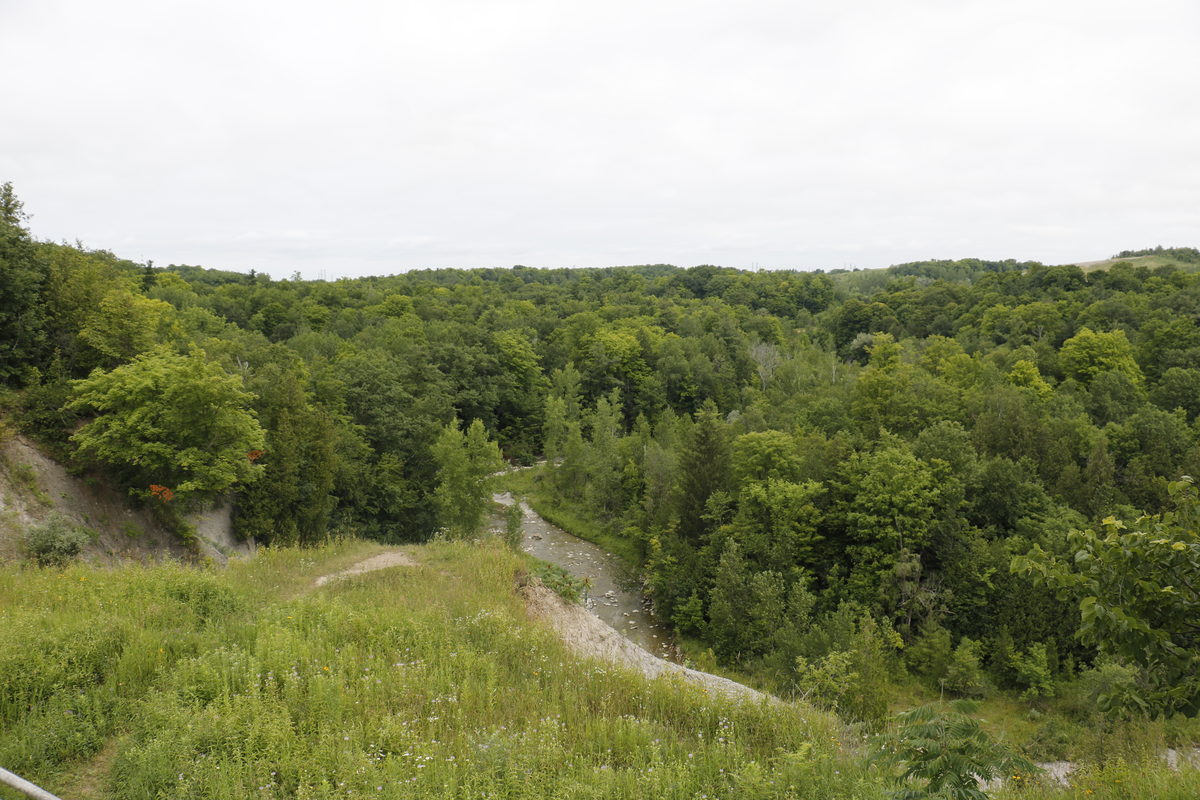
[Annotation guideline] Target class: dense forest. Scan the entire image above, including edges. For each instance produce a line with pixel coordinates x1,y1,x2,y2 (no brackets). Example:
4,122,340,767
4,181,1200,729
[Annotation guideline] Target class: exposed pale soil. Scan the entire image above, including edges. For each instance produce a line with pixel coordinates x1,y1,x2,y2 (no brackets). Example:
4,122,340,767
492,491,677,659
0,433,252,566
312,550,418,587
491,489,773,702
189,497,254,565
0,434,188,564
522,579,773,704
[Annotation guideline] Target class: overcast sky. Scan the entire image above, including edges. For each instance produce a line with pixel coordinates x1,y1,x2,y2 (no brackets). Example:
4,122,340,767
2,0,1197,278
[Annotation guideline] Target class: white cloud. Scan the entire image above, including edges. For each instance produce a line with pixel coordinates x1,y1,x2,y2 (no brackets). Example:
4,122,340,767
2,0,1197,276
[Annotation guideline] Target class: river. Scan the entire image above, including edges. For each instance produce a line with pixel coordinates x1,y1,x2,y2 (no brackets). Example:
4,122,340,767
492,492,679,661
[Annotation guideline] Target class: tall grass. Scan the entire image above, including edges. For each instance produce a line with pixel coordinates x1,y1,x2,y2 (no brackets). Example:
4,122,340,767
1,541,879,799
994,760,1200,800
6,540,1199,799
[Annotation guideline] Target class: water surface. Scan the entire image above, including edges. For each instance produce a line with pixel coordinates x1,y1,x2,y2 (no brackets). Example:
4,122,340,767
493,492,678,661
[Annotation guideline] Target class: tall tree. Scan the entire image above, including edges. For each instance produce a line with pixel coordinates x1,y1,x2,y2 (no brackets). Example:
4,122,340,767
585,391,624,516
0,182,47,384
676,400,731,544
68,347,265,502
234,365,338,545
431,418,504,539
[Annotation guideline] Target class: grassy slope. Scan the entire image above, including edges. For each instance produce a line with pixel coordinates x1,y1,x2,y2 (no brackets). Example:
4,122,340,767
1072,254,1197,273
1,540,871,800
4,540,1199,799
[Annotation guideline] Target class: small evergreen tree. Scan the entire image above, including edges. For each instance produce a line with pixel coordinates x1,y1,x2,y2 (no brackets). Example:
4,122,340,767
677,400,730,544
504,499,524,550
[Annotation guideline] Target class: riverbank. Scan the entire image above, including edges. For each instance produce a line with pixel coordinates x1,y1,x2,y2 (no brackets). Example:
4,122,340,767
492,491,675,660
497,466,644,567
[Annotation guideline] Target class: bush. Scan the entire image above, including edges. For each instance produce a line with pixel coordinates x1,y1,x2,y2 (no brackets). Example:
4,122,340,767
529,560,586,603
905,623,952,682
1077,659,1142,716
1012,642,1055,700
23,514,90,566
944,637,988,698
874,701,1039,800
504,500,524,551
790,605,902,727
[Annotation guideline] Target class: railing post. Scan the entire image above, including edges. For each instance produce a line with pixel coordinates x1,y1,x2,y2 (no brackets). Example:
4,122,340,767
0,767,63,800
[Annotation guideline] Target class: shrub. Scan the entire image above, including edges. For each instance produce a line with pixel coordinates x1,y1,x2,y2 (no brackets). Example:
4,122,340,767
905,623,952,682
530,560,586,603
874,701,1039,800
794,649,856,707
504,500,524,551
1012,642,1055,700
1077,659,1142,716
23,514,90,566
791,606,902,727
944,637,988,698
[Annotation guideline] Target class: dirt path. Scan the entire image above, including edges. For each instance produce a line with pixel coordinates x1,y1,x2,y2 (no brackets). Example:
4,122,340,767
313,551,417,587
523,580,774,704
55,737,119,799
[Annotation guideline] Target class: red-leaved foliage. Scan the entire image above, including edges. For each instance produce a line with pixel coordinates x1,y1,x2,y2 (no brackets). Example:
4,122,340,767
149,484,174,502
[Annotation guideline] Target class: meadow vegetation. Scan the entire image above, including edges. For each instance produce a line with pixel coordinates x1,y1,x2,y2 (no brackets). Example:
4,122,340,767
1,542,874,800
4,542,1200,798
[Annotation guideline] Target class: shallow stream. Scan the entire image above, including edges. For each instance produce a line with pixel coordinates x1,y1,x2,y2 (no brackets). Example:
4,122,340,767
493,492,679,661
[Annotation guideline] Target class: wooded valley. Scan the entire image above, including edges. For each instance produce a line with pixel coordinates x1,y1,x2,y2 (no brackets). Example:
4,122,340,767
4,181,1200,797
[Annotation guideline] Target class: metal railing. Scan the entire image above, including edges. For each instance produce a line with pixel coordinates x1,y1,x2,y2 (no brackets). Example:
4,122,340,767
0,767,63,800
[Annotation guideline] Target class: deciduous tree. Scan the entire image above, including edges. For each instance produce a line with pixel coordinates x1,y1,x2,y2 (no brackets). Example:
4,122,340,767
68,347,265,502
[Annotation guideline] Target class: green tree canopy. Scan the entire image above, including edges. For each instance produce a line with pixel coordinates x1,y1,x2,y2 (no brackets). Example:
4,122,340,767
1015,477,1200,716
1059,326,1144,386
0,181,47,384
68,347,265,502
431,418,505,539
